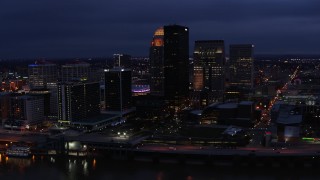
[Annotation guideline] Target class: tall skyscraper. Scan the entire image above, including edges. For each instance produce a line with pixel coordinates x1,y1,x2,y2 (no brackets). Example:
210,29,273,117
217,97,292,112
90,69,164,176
150,27,165,96
104,68,132,112
61,60,91,82
28,60,57,89
149,25,189,102
193,40,225,102
229,44,254,89
57,82,100,123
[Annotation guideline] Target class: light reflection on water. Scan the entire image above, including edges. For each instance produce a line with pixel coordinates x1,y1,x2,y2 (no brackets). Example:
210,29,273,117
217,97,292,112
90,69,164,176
82,160,88,176
92,158,96,169
0,155,319,180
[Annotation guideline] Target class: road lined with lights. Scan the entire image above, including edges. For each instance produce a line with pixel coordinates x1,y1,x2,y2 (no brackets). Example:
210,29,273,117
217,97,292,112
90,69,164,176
249,66,301,148
137,143,320,156
266,65,300,125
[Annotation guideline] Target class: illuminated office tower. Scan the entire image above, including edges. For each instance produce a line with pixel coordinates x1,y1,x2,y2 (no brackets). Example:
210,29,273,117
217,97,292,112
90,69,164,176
193,40,225,101
57,82,100,123
229,44,254,89
28,60,57,89
149,25,189,101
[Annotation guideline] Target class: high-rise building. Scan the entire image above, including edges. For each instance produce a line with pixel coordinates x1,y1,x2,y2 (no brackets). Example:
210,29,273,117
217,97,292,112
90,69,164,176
8,95,44,126
61,60,91,82
28,60,57,89
149,25,189,101
229,44,254,89
28,89,58,119
104,68,132,112
28,89,51,118
150,27,165,96
114,54,132,69
193,40,225,104
57,82,100,123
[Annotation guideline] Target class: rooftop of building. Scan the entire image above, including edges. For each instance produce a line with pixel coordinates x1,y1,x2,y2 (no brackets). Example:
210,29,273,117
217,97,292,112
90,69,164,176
71,114,119,125
217,103,238,109
223,126,243,136
276,105,303,124
190,110,203,116
207,102,222,108
239,101,254,106
271,101,286,112
101,107,136,116
277,114,303,125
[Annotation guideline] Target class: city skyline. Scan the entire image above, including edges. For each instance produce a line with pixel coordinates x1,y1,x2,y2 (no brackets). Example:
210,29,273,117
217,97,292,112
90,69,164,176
1,0,320,59
2,1,320,179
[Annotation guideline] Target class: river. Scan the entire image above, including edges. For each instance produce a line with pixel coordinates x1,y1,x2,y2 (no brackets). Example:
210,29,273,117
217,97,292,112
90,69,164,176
0,154,318,180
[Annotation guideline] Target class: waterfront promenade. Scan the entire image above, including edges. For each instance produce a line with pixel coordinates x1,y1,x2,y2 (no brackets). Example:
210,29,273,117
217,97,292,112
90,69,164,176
2,130,320,158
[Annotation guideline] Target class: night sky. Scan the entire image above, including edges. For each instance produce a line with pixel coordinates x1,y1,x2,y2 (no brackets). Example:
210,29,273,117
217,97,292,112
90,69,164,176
1,0,320,59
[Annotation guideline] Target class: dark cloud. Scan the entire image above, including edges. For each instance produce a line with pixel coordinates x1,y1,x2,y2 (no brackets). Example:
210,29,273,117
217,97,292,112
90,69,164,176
0,0,320,58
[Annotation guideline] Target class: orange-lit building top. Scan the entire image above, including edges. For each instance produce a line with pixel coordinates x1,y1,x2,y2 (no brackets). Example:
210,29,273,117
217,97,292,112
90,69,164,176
154,27,164,36
151,27,164,47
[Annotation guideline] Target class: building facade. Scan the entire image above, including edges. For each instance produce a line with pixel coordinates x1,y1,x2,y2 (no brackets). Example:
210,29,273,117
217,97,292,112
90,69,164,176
104,68,132,112
61,61,91,82
8,95,44,126
57,82,100,123
149,25,189,104
229,44,254,89
191,40,225,107
28,61,57,89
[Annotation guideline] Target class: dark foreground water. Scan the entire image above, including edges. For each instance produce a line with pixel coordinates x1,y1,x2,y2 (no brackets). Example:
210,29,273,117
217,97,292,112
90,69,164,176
0,155,319,180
